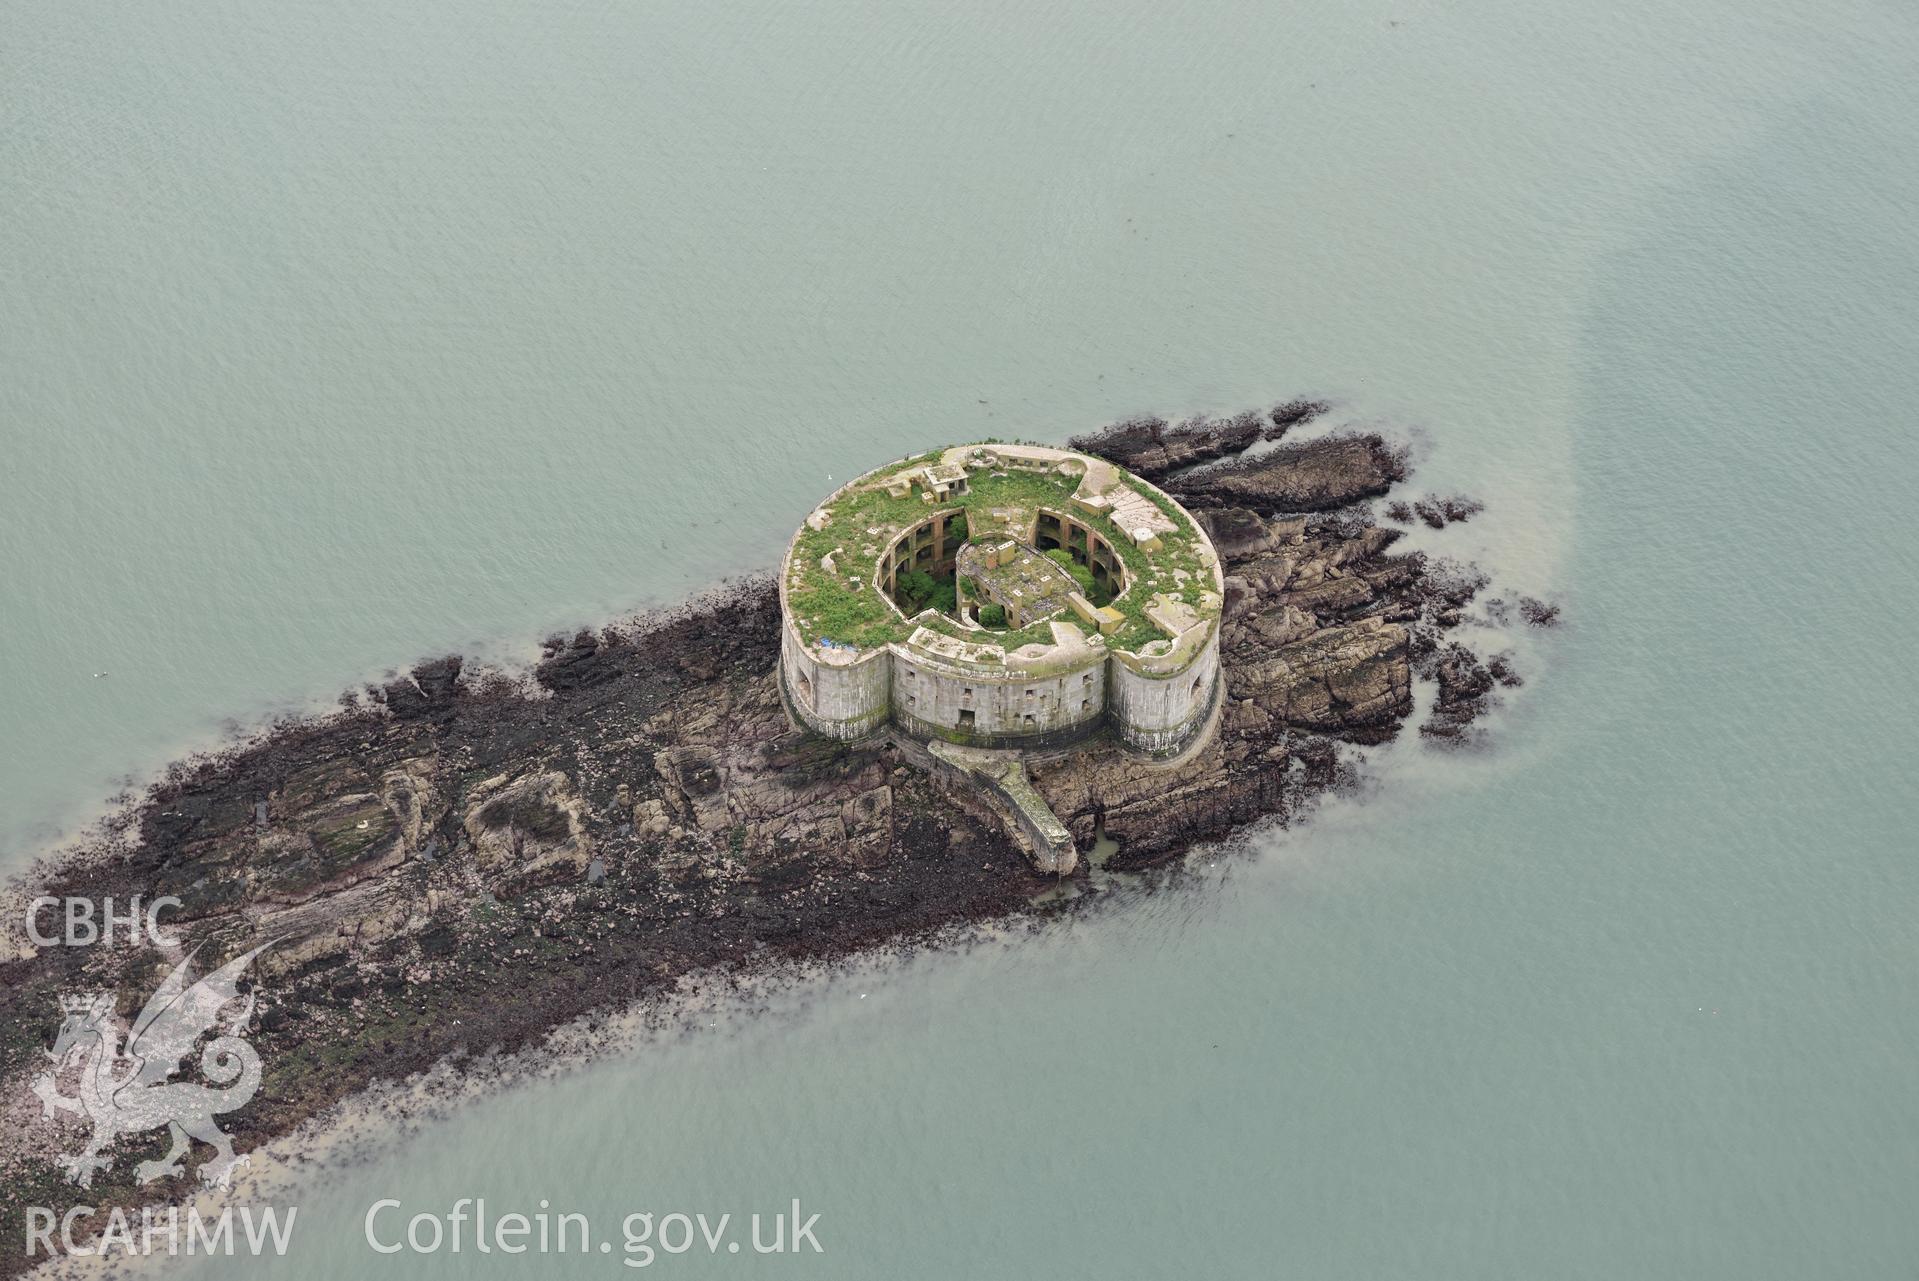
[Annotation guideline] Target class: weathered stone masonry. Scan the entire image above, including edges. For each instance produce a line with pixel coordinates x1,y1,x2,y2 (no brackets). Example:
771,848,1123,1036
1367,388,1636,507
778,443,1223,760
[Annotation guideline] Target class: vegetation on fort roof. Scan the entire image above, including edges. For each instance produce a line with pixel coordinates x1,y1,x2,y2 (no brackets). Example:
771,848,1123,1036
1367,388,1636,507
787,452,1214,654
1097,466,1217,650
968,612,1059,651
1044,547,1104,603
897,568,957,616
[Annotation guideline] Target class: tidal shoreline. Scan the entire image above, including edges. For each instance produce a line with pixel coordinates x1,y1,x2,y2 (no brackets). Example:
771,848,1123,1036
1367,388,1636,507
0,404,1550,1274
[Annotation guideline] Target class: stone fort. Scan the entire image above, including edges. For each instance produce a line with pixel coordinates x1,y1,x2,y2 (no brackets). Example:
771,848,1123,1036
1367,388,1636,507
778,443,1223,766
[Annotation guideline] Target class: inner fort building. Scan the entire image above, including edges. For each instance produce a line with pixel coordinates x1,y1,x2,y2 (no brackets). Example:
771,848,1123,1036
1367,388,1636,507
779,443,1223,759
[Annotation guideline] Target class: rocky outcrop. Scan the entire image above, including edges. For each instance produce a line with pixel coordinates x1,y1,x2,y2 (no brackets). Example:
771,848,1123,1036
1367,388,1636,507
1067,410,1266,480
1418,642,1523,743
463,771,595,888
0,401,1548,1274
1177,433,1407,513
1269,398,1333,437
1195,506,1302,561
1235,620,1411,731
1386,495,1484,529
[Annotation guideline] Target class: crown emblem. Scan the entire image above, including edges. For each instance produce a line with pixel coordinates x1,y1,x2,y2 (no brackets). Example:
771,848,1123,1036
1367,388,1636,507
59,992,111,1016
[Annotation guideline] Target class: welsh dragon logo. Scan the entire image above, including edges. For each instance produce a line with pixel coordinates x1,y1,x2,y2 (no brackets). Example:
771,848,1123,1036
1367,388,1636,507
32,941,275,1190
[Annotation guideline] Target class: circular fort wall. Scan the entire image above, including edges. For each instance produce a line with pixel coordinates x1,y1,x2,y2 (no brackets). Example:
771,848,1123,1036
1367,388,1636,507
1107,630,1222,755
776,444,1224,757
889,647,1109,751
778,617,891,741
781,607,1219,757
877,510,966,606
1033,507,1125,599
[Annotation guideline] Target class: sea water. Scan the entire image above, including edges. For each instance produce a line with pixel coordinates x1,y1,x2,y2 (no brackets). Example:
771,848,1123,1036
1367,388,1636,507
3,0,1916,1275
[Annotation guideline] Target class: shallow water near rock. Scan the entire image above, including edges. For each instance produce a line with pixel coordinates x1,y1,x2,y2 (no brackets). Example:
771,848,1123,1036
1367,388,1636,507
5,0,1917,1276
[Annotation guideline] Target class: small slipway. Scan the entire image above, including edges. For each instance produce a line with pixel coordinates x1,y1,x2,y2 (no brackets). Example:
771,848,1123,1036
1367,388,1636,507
1030,814,1128,907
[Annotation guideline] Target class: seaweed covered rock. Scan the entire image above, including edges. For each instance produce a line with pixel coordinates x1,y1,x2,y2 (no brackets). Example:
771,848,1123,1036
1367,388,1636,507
1178,434,1407,513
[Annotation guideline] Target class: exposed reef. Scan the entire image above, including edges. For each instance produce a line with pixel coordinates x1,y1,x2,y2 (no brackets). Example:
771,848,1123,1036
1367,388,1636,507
1386,495,1485,530
0,402,1548,1273
1174,432,1408,513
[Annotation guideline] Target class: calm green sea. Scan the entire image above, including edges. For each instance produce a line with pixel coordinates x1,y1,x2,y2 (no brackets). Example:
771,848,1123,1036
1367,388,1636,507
4,0,1916,1276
